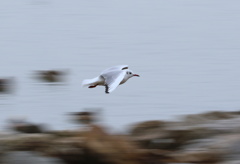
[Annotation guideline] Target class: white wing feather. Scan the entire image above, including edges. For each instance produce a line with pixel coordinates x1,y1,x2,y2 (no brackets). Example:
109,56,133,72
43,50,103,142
101,65,128,75
82,76,101,87
101,70,126,93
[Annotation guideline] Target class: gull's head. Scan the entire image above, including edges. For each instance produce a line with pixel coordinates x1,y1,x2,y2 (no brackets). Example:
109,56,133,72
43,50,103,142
126,70,140,78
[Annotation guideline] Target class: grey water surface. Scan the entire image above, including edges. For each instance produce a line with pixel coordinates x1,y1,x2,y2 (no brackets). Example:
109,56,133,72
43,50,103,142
1,0,240,132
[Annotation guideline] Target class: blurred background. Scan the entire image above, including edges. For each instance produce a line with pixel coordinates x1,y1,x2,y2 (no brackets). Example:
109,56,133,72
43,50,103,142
1,0,240,133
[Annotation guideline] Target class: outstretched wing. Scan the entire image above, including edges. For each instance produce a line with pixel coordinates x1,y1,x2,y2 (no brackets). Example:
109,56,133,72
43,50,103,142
101,70,126,93
101,65,128,75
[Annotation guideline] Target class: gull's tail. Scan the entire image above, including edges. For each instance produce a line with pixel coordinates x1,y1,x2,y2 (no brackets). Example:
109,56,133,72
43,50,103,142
81,77,99,87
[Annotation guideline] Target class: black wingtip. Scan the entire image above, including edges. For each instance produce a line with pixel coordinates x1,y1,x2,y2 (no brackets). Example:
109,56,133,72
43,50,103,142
122,67,128,70
105,85,109,94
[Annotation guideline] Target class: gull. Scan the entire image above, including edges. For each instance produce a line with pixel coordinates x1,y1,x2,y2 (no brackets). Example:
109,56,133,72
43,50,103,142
82,65,140,94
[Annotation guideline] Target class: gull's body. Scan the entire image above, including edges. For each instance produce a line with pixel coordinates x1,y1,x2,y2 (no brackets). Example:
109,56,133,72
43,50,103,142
82,65,139,93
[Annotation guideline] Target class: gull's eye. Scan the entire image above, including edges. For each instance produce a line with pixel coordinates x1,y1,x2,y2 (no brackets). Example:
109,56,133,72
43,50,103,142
129,72,132,74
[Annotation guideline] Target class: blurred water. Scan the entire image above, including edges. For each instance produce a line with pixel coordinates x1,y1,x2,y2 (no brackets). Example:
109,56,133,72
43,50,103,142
1,0,240,132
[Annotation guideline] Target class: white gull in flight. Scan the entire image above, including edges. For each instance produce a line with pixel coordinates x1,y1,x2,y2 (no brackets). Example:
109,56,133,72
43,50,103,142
82,65,140,94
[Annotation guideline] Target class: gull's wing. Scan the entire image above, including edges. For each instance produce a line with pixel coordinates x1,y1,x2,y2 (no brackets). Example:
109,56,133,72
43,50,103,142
101,70,126,93
101,65,128,75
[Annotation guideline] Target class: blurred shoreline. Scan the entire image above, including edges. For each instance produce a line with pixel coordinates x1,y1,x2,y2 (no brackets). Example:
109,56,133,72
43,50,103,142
1,110,240,164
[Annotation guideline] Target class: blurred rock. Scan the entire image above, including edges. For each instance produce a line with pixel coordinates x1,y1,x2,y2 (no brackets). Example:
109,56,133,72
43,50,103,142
130,120,165,136
219,161,240,164
182,111,240,124
172,150,221,163
34,70,68,83
0,124,175,164
7,118,46,134
70,111,96,125
130,111,240,149
69,109,102,125
1,151,64,164
0,77,14,94
169,134,240,163
53,124,150,164
0,134,53,151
